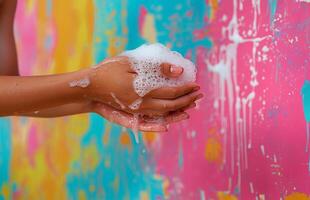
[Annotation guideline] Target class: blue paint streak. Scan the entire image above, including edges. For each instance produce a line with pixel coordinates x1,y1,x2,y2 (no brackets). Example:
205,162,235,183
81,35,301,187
46,0,52,17
301,80,310,122
0,118,11,199
178,137,184,170
268,0,278,25
66,114,164,200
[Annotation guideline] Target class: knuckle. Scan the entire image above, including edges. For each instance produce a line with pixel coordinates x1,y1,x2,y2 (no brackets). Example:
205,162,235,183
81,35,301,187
162,103,168,109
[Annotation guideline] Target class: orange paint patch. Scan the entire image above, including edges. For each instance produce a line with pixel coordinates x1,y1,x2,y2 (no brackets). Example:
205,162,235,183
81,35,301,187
205,138,222,163
143,132,157,145
119,132,132,149
209,0,218,21
285,192,310,200
217,192,238,200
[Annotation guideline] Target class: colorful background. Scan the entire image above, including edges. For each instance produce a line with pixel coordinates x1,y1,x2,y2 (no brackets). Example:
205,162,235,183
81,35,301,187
0,0,310,199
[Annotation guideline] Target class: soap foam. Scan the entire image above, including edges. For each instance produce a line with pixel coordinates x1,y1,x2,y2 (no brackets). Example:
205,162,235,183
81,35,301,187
120,43,196,97
69,77,90,88
110,92,126,110
128,98,143,110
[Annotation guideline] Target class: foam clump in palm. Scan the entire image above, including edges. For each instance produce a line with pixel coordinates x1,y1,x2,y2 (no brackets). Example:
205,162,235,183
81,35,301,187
120,43,197,97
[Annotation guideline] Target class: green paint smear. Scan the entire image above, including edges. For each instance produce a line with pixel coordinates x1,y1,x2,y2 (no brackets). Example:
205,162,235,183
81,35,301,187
301,80,310,122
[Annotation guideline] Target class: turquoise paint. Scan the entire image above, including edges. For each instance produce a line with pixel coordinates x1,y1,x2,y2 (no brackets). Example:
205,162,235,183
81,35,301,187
66,114,164,199
93,0,128,63
127,0,212,60
178,136,184,170
0,118,12,199
301,80,310,122
71,1,214,199
268,0,278,24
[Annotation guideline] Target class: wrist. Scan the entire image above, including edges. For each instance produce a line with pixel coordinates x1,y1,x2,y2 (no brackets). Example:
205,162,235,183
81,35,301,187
67,68,94,101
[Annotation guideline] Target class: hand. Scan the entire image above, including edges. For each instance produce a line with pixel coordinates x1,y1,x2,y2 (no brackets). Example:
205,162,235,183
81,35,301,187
86,56,202,116
92,101,193,132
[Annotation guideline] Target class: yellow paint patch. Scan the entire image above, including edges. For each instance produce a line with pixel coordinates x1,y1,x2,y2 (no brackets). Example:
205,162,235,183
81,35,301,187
78,190,87,200
217,192,238,200
1,184,10,200
26,0,36,14
81,144,100,172
112,176,120,192
140,191,150,200
51,0,94,73
205,138,222,163
285,192,310,200
89,184,96,192
141,14,157,43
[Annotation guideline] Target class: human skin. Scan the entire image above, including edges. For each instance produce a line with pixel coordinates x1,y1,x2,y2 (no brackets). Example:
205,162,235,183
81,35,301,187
0,0,202,131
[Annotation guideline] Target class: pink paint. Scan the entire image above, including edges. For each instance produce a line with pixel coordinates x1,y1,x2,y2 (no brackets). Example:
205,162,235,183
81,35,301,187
138,6,148,34
153,0,310,199
27,125,39,166
15,0,38,76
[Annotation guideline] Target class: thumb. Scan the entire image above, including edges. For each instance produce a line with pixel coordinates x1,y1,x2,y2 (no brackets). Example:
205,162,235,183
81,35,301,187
160,63,183,78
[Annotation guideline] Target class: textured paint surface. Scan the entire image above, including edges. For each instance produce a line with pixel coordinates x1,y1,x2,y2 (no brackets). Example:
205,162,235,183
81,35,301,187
0,0,310,199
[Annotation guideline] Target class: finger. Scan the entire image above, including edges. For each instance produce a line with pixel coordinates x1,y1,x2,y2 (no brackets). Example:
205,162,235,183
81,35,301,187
165,111,189,124
138,122,167,132
143,92,203,113
181,102,196,111
95,103,167,132
161,63,184,78
147,82,200,99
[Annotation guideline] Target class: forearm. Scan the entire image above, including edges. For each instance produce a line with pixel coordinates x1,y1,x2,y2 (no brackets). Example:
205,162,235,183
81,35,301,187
20,102,93,118
0,68,92,116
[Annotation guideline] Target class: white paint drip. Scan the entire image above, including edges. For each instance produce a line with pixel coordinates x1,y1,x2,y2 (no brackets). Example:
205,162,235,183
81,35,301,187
69,77,90,88
200,190,206,200
110,92,126,110
132,114,140,143
296,0,310,3
206,0,271,191
249,182,254,194
260,145,265,156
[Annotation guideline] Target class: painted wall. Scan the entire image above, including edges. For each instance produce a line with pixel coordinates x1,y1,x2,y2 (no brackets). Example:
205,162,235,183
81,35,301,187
0,0,309,199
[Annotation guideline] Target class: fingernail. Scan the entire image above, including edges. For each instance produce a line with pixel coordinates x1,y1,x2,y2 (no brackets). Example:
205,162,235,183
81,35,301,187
193,86,200,92
180,113,189,120
170,65,183,74
188,103,196,109
196,94,204,100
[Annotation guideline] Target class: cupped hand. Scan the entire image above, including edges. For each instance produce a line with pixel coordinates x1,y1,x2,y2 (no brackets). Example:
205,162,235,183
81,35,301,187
86,56,202,116
92,102,191,132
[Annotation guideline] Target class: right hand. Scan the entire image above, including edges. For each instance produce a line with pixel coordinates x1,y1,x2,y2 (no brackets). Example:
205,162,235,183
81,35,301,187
92,102,192,132
86,56,202,117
